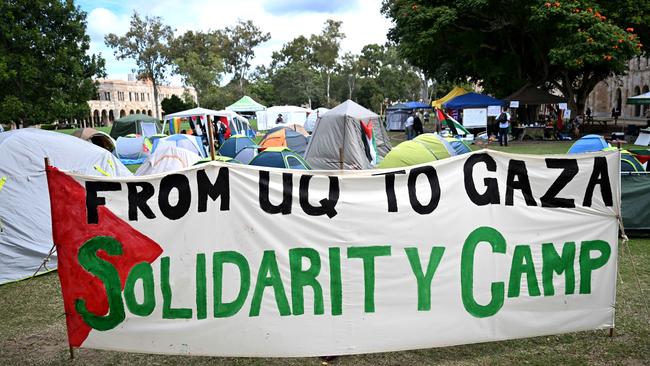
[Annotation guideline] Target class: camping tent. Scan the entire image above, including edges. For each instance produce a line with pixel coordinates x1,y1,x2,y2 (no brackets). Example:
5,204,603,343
226,95,267,113
256,105,310,130
377,141,439,169
621,150,645,172
260,127,309,156
115,135,152,164
163,107,255,139
153,134,207,157
413,134,457,159
234,146,260,164
0,129,131,285
72,128,116,152
432,87,468,109
135,145,202,175
621,173,650,234
305,100,392,170
504,85,567,105
110,114,161,139
194,156,241,165
305,107,329,133
386,104,410,131
444,137,472,155
218,135,257,158
626,91,650,105
568,134,610,154
443,92,505,109
250,147,311,170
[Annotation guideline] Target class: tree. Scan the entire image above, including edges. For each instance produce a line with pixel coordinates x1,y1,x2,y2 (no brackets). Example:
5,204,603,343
383,0,646,114
311,20,345,106
340,52,360,100
222,20,270,94
161,94,196,115
105,12,174,119
0,0,105,126
169,30,227,106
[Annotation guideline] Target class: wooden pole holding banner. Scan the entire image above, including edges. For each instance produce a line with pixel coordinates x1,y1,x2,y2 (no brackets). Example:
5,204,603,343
44,157,75,360
206,115,216,161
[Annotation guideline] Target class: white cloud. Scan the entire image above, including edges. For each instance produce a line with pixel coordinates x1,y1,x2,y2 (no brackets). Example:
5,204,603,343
79,1,392,83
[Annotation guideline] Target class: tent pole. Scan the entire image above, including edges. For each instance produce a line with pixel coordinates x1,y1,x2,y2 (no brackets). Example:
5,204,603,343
207,115,216,161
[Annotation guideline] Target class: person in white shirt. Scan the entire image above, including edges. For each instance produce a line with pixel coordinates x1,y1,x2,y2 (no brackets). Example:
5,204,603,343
497,107,511,146
405,113,415,140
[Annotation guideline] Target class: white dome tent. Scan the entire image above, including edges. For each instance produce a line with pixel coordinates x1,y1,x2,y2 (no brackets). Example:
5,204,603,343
0,129,132,284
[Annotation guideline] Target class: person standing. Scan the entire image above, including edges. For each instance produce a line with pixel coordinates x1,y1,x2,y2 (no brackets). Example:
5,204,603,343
276,114,284,124
611,107,619,124
497,107,511,146
413,112,424,136
405,112,415,140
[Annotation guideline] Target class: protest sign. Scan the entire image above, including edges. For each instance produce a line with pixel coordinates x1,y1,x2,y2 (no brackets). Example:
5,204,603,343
47,150,620,357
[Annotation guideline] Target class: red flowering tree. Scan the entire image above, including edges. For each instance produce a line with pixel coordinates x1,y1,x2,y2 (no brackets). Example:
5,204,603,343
382,0,648,114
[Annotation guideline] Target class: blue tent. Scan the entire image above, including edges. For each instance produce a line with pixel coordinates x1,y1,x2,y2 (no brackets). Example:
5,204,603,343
250,147,311,170
568,134,609,154
152,134,207,157
403,101,432,109
444,137,472,155
443,92,504,109
218,135,256,158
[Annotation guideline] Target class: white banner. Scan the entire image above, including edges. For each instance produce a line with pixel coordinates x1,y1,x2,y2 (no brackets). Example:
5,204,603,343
47,150,620,357
487,105,502,117
462,108,487,127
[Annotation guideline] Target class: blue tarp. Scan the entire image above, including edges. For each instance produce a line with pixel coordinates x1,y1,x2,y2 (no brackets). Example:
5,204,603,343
443,92,504,109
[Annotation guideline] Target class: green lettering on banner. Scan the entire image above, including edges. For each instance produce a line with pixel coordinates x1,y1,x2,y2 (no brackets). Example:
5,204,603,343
214,251,250,318
249,250,291,316
542,242,576,296
196,253,207,320
507,245,541,298
329,247,343,316
347,246,392,313
579,240,611,294
161,257,193,319
405,247,445,311
461,227,505,318
76,236,125,330
289,248,324,315
124,262,155,317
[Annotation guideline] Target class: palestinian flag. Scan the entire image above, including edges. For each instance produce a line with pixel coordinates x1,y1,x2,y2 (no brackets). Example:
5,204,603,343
436,108,470,136
360,120,378,165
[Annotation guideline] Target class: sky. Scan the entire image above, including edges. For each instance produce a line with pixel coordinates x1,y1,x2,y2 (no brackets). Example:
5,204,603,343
78,0,393,85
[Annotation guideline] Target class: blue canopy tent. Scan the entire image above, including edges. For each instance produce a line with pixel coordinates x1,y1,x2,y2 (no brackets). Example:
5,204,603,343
403,101,433,109
443,92,505,109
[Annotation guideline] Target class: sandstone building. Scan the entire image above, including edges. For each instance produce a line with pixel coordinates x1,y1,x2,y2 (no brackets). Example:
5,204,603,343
85,75,197,127
587,56,650,120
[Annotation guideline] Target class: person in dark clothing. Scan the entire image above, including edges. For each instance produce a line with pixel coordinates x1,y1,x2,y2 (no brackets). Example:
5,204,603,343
413,113,424,136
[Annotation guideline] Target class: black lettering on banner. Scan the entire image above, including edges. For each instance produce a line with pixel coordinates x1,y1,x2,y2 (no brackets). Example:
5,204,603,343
299,175,339,218
197,168,230,212
407,166,441,214
541,159,578,208
373,170,406,212
127,182,156,221
464,154,500,205
85,181,121,224
505,159,537,206
158,174,192,220
583,157,613,207
259,171,292,215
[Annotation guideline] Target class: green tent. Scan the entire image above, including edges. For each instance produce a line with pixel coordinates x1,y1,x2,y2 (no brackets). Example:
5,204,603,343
110,114,161,139
377,141,437,168
225,95,266,113
413,133,456,159
621,173,650,234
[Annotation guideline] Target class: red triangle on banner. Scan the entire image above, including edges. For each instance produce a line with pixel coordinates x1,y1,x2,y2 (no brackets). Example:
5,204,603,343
360,120,373,139
46,167,163,347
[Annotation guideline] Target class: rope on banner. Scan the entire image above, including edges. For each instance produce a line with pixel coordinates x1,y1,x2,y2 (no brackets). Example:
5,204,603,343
617,215,650,320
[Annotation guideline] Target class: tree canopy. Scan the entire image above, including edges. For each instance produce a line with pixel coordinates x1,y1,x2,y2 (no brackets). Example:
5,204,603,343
0,0,105,126
383,0,648,113
105,12,174,118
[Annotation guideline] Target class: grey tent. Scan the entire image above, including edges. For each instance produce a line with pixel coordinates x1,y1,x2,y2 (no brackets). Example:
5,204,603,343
386,103,410,131
305,100,392,170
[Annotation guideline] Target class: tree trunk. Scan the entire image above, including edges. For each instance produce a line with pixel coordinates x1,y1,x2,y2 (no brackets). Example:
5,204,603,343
326,72,331,105
153,78,160,119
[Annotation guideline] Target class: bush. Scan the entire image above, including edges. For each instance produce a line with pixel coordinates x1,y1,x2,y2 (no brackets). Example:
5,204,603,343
40,124,57,130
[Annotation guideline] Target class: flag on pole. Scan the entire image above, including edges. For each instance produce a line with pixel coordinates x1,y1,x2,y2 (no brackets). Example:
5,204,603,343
360,120,377,165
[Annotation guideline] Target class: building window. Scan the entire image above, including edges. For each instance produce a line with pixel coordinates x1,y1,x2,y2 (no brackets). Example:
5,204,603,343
129,92,132,101
104,92,111,101
147,93,150,101
141,92,145,101
135,93,139,101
